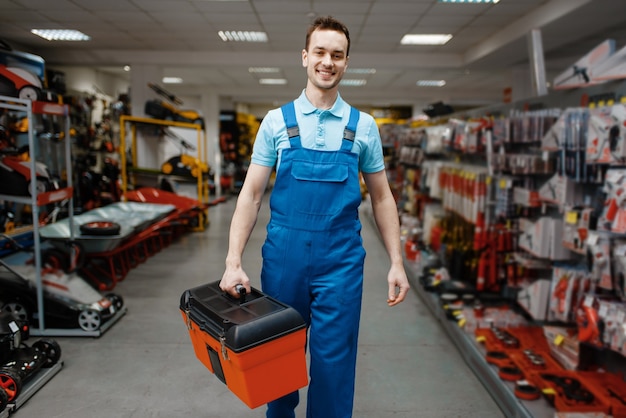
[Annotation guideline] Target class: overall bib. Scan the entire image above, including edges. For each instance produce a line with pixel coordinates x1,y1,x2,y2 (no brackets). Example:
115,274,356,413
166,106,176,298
262,102,366,418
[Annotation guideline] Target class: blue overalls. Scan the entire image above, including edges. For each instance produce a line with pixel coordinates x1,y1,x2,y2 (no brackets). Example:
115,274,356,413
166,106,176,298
261,101,366,418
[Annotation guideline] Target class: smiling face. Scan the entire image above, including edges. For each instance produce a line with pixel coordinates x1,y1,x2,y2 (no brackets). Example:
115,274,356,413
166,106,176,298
302,28,349,94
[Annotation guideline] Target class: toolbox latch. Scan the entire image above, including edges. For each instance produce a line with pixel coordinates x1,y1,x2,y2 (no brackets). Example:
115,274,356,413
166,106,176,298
220,335,229,361
184,309,192,330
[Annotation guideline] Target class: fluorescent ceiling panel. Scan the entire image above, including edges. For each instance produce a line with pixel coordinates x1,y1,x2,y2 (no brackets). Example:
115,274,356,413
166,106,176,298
259,78,287,85
347,68,376,74
249,67,280,73
340,79,367,86
417,80,446,87
401,34,452,45
218,31,267,42
31,29,91,41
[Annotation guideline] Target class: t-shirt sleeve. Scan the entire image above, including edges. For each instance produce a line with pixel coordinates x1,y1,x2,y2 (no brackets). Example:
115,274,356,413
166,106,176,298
359,115,385,174
250,110,279,168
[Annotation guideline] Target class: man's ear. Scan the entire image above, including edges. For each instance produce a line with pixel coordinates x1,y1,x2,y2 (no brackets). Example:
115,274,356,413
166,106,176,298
302,49,308,67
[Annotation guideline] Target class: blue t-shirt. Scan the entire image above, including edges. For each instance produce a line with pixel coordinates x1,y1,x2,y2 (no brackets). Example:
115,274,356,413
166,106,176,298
251,90,385,174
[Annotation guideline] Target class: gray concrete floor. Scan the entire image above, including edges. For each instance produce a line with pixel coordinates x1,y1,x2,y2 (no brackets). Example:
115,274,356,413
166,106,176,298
15,196,504,418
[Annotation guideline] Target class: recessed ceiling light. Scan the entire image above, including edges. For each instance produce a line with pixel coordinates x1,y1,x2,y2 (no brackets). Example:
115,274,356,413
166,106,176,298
249,67,280,73
259,78,287,85
218,31,268,42
417,80,446,87
346,68,376,74
401,34,452,45
163,77,183,84
340,79,367,86
123,65,131,72
31,29,90,41
439,0,500,3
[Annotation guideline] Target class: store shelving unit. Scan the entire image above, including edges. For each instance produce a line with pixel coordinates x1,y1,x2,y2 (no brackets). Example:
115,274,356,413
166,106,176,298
119,115,210,230
403,260,552,418
0,95,126,337
0,95,68,414
374,79,626,417
0,96,72,334
363,195,554,417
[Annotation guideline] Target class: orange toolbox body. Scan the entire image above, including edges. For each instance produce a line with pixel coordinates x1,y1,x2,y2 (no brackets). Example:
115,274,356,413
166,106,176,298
180,282,308,408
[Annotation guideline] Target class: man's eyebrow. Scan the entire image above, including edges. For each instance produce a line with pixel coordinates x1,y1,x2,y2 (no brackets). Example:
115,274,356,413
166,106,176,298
312,46,345,54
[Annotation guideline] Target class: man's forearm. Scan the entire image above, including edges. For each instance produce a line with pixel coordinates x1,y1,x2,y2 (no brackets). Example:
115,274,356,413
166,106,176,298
225,195,261,269
372,195,403,266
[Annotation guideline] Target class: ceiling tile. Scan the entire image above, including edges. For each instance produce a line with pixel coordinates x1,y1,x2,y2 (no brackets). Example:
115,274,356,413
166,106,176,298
11,0,82,10
252,1,312,13
0,0,623,109
191,0,255,13
132,0,196,12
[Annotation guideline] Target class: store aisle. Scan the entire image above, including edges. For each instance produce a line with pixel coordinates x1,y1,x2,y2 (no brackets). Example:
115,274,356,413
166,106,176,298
15,196,503,418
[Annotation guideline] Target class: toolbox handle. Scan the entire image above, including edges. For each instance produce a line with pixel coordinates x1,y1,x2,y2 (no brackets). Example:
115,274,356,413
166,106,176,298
226,284,246,304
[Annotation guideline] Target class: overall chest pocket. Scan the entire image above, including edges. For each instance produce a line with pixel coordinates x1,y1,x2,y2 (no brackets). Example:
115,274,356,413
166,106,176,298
290,160,349,216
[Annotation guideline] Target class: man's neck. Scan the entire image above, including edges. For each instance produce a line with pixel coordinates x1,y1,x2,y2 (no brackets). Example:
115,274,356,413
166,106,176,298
304,86,338,110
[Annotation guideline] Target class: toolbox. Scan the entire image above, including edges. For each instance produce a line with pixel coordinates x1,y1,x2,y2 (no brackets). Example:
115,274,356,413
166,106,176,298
180,281,308,408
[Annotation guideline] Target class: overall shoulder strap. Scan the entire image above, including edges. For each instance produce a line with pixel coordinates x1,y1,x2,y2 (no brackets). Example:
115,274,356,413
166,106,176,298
280,101,301,148
341,106,360,151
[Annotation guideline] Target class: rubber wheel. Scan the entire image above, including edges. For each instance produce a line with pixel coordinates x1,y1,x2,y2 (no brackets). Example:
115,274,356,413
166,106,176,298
0,369,22,402
32,338,62,367
0,386,8,412
78,309,101,332
515,382,541,401
105,293,124,311
1,302,29,323
18,85,39,101
79,221,121,236
28,177,50,196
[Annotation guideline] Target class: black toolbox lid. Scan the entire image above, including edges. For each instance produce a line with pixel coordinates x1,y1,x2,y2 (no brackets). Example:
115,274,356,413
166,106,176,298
180,281,306,352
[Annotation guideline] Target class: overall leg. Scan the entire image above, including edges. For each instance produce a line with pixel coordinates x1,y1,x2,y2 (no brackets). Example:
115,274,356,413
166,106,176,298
261,224,312,418
306,229,365,418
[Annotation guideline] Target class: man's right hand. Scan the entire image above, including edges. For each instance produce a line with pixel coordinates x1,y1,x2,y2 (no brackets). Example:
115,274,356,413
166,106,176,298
219,267,251,298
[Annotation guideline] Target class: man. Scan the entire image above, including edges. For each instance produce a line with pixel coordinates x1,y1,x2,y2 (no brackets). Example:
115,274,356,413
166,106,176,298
219,15,410,418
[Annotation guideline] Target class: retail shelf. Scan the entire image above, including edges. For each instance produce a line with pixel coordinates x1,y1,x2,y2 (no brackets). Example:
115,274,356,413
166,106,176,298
404,259,554,418
30,305,127,338
7,361,63,413
360,208,544,416
0,94,76,335
0,187,73,207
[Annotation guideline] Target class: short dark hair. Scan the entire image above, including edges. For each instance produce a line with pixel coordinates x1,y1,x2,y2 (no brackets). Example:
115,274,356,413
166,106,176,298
305,16,351,56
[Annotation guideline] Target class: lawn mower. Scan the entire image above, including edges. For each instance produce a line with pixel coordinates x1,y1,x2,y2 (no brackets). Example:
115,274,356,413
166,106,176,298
0,234,124,333
0,262,124,333
0,147,57,197
160,127,209,178
0,39,58,102
0,310,61,410
144,82,205,129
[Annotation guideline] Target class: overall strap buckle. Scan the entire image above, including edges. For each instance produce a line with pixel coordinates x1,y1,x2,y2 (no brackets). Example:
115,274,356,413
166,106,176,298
281,101,301,147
